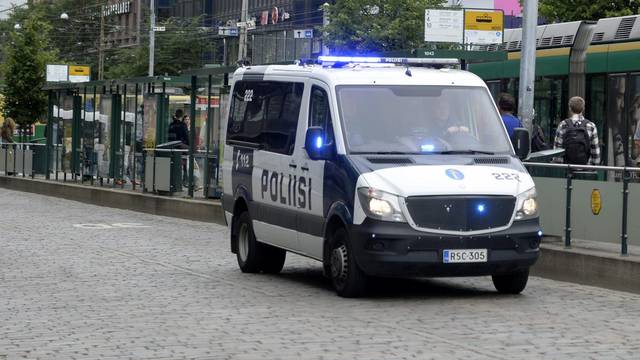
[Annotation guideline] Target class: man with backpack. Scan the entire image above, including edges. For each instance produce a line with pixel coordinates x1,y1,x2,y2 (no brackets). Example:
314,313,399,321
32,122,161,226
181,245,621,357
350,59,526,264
553,96,601,165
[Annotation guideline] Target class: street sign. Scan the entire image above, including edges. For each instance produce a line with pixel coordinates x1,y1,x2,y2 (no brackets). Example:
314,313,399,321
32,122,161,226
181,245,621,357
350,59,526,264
69,65,91,83
424,9,464,44
464,10,504,44
46,64,68,82
153,26,166,32
218,26,239,37
294,29,314,39
237,20,256,30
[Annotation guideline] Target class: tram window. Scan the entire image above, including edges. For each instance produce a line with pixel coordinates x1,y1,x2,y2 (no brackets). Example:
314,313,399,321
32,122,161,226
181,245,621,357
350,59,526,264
607,76,627,168
628,75,640,166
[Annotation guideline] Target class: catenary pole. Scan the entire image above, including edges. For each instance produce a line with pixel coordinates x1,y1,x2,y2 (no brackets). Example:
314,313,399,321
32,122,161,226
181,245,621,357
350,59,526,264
98,5,105,80
238,0,248,62
518,0,538,135
149,0,156,76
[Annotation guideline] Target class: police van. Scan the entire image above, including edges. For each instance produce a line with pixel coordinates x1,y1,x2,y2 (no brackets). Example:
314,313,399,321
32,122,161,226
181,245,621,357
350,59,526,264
221,56,540,297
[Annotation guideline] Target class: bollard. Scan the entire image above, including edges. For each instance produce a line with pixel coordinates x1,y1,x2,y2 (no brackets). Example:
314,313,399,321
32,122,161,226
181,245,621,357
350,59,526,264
564,166,573,248
621,168,630,256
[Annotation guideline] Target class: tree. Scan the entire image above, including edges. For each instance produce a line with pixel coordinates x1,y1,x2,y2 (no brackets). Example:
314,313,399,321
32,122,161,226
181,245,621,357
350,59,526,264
105,16,214,79
537,0,640,22
322,0,446,54
1,15,56,129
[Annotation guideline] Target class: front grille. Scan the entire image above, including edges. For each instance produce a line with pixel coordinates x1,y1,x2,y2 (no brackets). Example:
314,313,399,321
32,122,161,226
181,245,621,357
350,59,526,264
405,196,516,232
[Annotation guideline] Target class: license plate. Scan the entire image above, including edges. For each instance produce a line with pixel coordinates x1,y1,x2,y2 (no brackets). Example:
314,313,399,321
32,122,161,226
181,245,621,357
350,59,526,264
443,249,488,263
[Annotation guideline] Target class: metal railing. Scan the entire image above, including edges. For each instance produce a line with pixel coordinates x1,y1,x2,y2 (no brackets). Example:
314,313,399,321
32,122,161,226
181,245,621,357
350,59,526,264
525,162,640,256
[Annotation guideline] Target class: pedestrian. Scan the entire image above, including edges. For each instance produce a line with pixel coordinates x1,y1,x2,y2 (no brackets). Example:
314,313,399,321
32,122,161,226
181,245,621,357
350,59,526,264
497,93,523,139
0,117,16,144
168,109,189,187
168,109,189,148
553,96,600,165
530,122,550,153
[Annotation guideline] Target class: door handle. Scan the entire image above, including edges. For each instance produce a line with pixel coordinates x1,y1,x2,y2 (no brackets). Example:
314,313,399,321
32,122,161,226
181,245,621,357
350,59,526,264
301,164,310,171
289,162,297,169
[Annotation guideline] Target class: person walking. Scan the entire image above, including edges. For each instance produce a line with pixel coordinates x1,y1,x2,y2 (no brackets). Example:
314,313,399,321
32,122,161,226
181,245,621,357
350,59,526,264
497,93,523,139
553,96,601,165
0,117,16,144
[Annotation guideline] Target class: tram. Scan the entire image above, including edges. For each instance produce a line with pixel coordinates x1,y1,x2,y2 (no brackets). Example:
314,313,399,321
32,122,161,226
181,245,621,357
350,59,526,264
469,15,640,168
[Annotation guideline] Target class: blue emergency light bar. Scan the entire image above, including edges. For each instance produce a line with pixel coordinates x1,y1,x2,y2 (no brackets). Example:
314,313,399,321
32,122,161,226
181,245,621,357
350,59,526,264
317,56,459,65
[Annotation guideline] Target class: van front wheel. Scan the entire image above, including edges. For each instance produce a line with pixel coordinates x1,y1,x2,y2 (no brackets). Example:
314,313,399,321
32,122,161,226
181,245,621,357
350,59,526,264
329,228,367,298
492,268,530,294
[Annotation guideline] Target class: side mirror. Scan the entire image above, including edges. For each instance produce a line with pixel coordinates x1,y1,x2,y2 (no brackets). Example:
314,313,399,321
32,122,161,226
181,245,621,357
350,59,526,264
512,128,530,160
305,126,333,160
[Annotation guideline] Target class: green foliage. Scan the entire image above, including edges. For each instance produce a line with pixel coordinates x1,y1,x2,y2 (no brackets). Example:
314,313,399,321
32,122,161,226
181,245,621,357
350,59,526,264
322,0,446,54
1,15,56,127
537,0,640,22
105,17,213,79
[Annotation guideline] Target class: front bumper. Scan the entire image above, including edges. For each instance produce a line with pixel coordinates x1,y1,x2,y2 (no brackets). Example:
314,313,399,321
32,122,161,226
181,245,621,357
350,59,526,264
350,218,540,277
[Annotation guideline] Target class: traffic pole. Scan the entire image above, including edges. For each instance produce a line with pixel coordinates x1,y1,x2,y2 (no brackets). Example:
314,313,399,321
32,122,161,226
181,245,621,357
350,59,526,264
518,0,538,135
238,0,248,62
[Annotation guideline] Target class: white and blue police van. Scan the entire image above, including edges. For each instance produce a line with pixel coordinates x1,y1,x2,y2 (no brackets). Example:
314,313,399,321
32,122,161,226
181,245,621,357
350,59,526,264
221,56,541,297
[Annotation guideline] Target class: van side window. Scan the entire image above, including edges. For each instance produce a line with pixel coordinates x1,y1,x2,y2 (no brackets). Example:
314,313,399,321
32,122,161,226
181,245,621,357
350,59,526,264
309,86,334,145
227,81,303,155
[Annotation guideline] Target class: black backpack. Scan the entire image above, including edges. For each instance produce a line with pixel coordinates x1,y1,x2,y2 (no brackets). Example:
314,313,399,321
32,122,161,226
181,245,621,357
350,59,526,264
562,118,590,164
531,123,550,152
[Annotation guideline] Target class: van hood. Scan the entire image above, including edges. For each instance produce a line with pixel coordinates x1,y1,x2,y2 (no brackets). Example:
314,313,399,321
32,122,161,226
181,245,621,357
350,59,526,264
358,164,534,197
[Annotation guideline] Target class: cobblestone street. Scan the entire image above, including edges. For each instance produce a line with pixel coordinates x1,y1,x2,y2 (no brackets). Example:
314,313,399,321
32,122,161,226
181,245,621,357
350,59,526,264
2,188,640,359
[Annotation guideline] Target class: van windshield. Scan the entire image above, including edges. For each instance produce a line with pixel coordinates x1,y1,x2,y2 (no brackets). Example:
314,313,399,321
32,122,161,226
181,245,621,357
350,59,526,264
336,85,513,155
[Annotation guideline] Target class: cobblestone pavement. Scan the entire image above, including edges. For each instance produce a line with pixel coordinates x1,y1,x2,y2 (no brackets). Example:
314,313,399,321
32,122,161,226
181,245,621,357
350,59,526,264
2,189,640,360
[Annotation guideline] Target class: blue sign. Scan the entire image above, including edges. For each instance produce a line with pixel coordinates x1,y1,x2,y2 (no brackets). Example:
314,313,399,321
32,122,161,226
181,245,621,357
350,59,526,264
305,30,313,38
445,169,464,180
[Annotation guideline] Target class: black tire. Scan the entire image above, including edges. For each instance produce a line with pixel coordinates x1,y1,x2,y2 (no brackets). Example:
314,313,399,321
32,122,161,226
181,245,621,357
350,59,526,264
329,228,367,298
260,244,286,274
233,211,262,273
492,268,530,294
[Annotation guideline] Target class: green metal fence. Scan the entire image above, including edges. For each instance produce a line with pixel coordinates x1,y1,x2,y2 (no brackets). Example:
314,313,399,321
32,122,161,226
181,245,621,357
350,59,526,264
28,67,234,199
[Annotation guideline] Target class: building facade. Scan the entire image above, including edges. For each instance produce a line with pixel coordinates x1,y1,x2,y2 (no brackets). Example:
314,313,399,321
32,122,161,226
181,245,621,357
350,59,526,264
212,0,333,64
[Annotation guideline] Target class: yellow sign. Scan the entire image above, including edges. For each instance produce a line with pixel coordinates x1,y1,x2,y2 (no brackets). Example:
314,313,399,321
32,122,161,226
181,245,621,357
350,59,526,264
591,189,602,215
464,10,504,31
69,66,90,76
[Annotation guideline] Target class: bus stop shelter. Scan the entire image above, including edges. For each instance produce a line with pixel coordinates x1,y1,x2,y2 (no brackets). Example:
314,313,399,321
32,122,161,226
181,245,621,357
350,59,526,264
40,66,236,199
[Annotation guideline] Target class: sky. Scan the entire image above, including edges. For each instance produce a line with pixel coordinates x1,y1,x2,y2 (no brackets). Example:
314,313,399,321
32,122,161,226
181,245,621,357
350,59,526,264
0,0,27,19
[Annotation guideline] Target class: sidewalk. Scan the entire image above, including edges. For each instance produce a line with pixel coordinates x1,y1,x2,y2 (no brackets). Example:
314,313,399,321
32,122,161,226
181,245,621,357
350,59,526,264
2,173,640,294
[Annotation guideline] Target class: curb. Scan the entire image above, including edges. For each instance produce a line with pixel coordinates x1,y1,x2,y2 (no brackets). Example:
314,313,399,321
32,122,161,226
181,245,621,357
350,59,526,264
0,176,225,226
532,243,640,294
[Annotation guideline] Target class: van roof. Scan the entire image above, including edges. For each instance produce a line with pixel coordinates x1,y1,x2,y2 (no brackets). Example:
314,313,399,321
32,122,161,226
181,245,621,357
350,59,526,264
233,64,487,88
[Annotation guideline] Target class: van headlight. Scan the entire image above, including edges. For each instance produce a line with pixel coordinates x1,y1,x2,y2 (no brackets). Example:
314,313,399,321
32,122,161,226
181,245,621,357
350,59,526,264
515,188,538,220
357,187,406,222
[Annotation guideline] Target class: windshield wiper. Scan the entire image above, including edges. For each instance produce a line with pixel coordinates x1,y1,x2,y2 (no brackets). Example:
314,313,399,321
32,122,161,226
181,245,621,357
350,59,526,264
436,150,495,155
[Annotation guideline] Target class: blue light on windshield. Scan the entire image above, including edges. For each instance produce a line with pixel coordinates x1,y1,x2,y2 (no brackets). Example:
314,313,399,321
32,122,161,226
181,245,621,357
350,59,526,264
315,136,323,149
420,144,435,152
